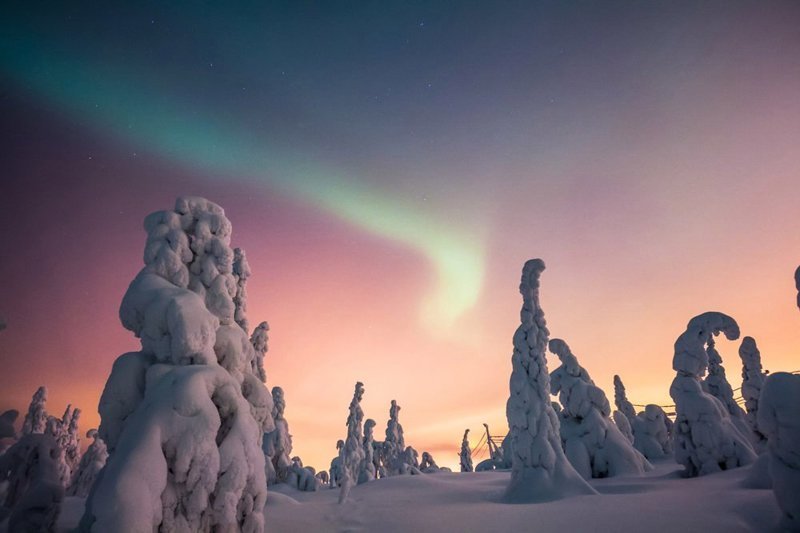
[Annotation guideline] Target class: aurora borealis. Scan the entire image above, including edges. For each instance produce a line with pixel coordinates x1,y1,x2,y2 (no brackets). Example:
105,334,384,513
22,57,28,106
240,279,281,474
2,1,800,471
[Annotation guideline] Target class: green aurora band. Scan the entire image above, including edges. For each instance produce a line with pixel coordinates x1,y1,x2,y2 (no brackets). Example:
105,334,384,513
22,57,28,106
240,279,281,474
0,26,485,331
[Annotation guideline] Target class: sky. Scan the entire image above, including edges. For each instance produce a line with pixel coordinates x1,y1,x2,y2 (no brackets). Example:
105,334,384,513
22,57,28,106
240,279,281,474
1,1,799,471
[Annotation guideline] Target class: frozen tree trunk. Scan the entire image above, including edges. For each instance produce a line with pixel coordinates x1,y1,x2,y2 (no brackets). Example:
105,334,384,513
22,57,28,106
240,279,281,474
358,418,377,484
0,433,64,531
459,429,473,472
613,375,637,424
613,411,634,444
339,382,366,504
504,259,596,502
22,386,48,436
79,197,273,533
550,338,652,478
669,312,756,477
67,429,108,498
758,372,800,531
703,337,751,441
738,336,767,449
383,400,407,476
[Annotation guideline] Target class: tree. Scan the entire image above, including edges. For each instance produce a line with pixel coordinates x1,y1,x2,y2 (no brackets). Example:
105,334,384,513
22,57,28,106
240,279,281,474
669,312,756,476
504,259,596,502
78,197,273,532
459,429,473,472
738,336,767,449
550,338,652,478
758,372,800,530
339,382,366,504
67,429,108,498
21,386,47,436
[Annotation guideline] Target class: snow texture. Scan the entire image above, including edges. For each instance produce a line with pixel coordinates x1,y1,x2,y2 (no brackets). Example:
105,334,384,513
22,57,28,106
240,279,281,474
0,433,64,531
383,400,408,476
504,259,596,502
459,429,473,472
613,375,637,424
358,418,377,484
286,458,318,492
703,337,751,441
631,405,672,459
329,440,344,488
419,452,449,473
758,371,800,530
613,411,634,444
339,382,366,503
67,429,108,498
232,247,251,334
48,404,81,486
738,336,767,448
265,386,293,485
549,338,652,479
670,312,756,477
79,197,271,533
250,321,269,384
21,386,47,436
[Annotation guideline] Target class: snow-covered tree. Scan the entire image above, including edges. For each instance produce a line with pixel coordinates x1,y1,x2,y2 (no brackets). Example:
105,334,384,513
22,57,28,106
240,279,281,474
738,336,767,448
0,409,18,452
22,386,47,436
703,337,751,440
669,312,756,477
631,405,672,459
459,429,473,472
758,371,800,531
613,375,637,424
265,386,293,484
286,457,318,492
45,404,81,487
250,321,269,384
329,439,344,488
403,446,421,473
79,197,273,532
67,429,108,498
383,400,407,476
613,411,634,444
504,259,596,502
0,433,63,531
419,452,449,473
358,418,377,484
232,247,251,334
550,338,652,478
339,382,366,504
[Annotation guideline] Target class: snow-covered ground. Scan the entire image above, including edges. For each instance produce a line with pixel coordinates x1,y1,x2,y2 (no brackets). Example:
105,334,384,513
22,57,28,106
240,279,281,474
18,454,784,533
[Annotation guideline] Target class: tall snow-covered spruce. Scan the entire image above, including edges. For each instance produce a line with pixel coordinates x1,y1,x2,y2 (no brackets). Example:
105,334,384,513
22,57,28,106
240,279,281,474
339,382,366,504
669,312,756,477
549,339,651,478
78,197,274,532
504,259,596,502
738,336,767,448
459,429,473,472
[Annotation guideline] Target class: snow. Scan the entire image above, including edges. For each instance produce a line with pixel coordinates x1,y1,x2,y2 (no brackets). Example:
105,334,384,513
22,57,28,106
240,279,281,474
758,371,800,530
21,386,47,436
358,418,377,484
67,430,108,498
260,459,780,533
739,336,768,448
339,381,366,503
670,312,756,476
459,429,473,472
703,337,751,442
631,404,673,460
549,338,652,478
0,411,18,446
0,433,64,531
504,259,596,502
613,375,637,423
264,386,292,485
79,197,270,532
613,410,634,444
